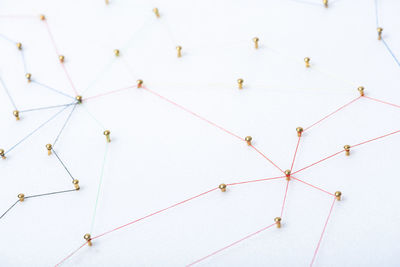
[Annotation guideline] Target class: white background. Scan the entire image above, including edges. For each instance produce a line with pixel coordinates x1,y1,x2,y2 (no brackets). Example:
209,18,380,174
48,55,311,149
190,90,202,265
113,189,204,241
1,0,400,266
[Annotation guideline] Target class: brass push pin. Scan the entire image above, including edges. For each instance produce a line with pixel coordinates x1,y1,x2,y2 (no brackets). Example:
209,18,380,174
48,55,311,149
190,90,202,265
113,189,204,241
103,130,111,142
285,170,291,181
13,110,20,121
25,73,31,82
39,14,46,21
358,86,364,96
296,127,303,137
237,78,244,89
274,217,281,228
114,49,120,57
176,46,182,58
335,191,342,201
153,8,160,18
323,0,328,8
0,149,6,159
219,183,227,192
344,145,351,156
18,193,25,202
73,179,80,190
84,234,92,246
253,37,259,49
16,42,22,50
76,95,83,104
46,144,52,155
245,136,252,146
137,79,143,88
304,57,310,68
59,55,65,63
377,27,383,40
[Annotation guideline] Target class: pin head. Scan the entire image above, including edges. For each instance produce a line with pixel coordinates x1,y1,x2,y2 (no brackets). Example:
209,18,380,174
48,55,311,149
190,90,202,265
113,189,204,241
296,127,303,137
46,144,52,150
0,149,5,159
84,233,91,244
137,79,143,88
304,57,310,63
59,55,65,63
377,27,383,33
76,95,83,104
25,73,32,81
358,86,364,96
18,193,25,201
253,37,259,42
274,217,281,223
39,14,46,21
13,110,19,119
114,49,120,57
104,130,110,136
219,183,227,192
73,179,80,190
244,136,253,145
335,191,341,197
344,145,350,150
284,170,291,180
16,42,22,50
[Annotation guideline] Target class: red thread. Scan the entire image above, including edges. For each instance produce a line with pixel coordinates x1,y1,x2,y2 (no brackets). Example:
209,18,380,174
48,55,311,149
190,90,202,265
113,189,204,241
44,20,79,96
84,85,136,101
143,87,244,141
304,96,361,132
280,180,290,217
186,222,277,266
92,187,219,241
292,149,345,175
310,197,336,267
290,136,301,171
364,96,400,109
249,145,285,174
227,176,285,186
54,241,88,267
351,129,400,148
291,176,334,196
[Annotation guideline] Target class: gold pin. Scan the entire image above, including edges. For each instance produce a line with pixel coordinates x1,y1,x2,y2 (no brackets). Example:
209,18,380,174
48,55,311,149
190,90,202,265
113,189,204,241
13,110,20,121
219,183,227,192
25,73,32,82
274,217,281,228
296,127,303,137
176,46,182,58
137,79,143,88
73,179,80,190
253,37,259,49
153,8,160,18
59,55,65,63
377,27,383,40
114,49,120,57
245,136,252,146
335,191,342,201
344,145,350,156
18,193,25,202
76,95,83,104
104,130,111,142
16,42,22,50
46,144,52,155
84,234,92,246
323,0,328,8
237,78,244,89
285,170,291,181
39,14,46,21
0,149,6,159
105,0,109,4
304,57,311,68
358,86,364,96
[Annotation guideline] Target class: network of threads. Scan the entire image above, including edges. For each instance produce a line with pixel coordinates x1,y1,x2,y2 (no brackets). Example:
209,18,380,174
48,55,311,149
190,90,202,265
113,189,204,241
1,0,399,266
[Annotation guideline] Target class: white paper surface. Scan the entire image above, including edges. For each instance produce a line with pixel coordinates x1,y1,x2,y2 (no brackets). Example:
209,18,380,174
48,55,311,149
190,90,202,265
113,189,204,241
1,0,400,266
